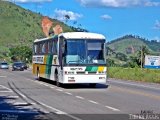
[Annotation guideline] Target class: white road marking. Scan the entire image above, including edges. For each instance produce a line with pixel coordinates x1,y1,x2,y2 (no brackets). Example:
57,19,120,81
42,83,49,87
0,96,19,99
55,111,67,114
88,100,99,104
0,76,7,78
56,89,63,92
65,92,72,95
109,80,160,90
50,86,55,89
13,102,35,106
105,106,120,111
37,101,82,120
76,96,84,100
0,85,13,92
8,96,19,99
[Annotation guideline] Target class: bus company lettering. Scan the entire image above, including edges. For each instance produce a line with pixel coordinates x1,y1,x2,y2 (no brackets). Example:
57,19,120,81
70,68,83,71
33,56,44,63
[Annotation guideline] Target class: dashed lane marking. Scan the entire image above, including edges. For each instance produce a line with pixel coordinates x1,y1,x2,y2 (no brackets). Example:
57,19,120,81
105,106,120,111
28,78,122,113
37,100,82,120
88,100,99,104
50,86,55,89
76,96,84,100
56,89,63,92
65,92,72,95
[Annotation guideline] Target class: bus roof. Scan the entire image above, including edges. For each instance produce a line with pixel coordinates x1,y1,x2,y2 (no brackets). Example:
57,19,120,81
34,35,58,43
34,32,106,43
59,32,106,40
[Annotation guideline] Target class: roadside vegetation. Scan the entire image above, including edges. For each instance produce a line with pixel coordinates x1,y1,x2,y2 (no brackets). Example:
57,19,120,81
107,44,160,83
108,67,160,83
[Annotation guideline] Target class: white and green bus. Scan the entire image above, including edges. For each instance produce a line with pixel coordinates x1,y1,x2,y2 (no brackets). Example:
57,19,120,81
33,32,107,87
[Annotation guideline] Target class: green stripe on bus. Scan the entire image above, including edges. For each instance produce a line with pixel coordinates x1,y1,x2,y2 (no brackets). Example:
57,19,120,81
85,66,98,72
46,55,53,78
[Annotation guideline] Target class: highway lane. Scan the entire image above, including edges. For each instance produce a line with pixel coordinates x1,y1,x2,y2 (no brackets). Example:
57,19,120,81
0,68,160,120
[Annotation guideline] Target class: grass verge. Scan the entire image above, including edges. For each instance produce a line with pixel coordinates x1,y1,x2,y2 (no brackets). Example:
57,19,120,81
108,67,160,83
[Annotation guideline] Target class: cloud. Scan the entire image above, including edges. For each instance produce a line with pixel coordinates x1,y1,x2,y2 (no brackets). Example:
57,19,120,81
101,14,112,20
153,20,160,30
54,9,83,21
4,0,52,3
77,0,160,7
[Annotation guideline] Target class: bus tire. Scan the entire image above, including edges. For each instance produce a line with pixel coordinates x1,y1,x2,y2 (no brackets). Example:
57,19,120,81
36,68,40,80
55,73,60,87
89,83,96,88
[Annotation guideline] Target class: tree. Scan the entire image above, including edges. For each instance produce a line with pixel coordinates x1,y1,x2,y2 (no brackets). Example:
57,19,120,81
9,46,32,63
64,14,70,23
128,56,139,68
137,46,150,68
116,52,128,61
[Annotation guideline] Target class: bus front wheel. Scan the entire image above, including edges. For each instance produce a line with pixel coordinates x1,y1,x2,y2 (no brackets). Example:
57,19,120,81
55,73,60,87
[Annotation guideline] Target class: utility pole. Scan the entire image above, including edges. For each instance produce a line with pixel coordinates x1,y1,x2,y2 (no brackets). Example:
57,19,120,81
141,46,143,70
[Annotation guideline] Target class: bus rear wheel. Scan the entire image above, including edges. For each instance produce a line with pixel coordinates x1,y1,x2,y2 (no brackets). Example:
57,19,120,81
36,69,41,80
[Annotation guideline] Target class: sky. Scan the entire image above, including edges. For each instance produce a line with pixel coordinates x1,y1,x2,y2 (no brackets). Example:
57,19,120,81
6,0,160,41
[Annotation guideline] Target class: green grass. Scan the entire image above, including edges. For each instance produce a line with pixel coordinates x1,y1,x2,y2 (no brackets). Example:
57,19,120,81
108,67,160,83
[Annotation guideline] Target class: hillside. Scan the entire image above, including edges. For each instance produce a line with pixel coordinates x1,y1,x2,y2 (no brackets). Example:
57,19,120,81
0,1,74,54
107,35,160,55
106,35,160,66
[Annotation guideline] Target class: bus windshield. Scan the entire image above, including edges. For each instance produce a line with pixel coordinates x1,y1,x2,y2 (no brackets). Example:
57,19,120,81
63,39,105,65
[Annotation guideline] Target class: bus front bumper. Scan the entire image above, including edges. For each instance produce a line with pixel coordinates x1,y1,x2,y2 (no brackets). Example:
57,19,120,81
62,74,107,84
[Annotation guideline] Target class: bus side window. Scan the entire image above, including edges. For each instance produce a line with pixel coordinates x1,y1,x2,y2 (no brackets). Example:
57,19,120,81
34,44,38,55
37,43,40,54
52,40,57,55
45,42,48,54
39,43,43,54
48,41,52,54
42,42,47,54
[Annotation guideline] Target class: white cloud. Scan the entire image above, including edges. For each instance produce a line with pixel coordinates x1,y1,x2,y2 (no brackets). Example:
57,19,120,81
4,0,52,3
101,14,112,20
77,0,160,7
153,20,160,30
54,9,83,21
153,36,160,41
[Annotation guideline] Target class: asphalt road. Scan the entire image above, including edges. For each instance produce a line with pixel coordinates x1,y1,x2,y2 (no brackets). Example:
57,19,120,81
0,68,160,120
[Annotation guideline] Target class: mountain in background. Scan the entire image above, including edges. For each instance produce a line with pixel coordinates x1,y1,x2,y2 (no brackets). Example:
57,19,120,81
107,34,160,55
0,1,87,55
106,35,160,65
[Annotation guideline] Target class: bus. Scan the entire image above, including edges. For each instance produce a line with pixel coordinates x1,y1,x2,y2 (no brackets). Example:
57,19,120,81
32,32,107,87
